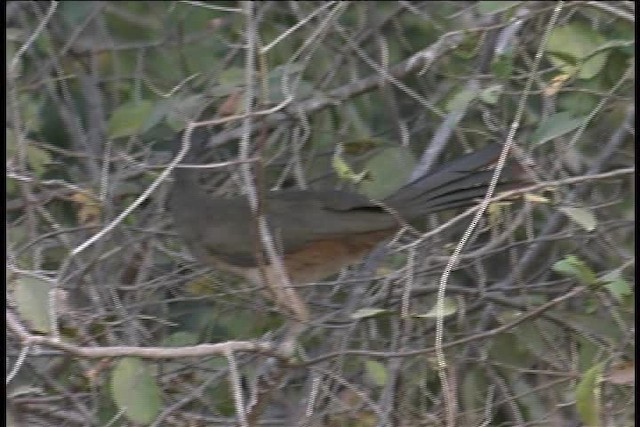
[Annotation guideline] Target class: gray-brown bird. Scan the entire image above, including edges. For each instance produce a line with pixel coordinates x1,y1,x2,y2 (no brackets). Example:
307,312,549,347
170,130,527,322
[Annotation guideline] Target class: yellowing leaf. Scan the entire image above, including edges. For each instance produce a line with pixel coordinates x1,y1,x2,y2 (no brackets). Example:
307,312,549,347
332,153,368,184
487,201,517,228
524,193,551,204
558,206,597,232
351,308,392,320
70,190,102,227
544,73,571,96
414,298,457,318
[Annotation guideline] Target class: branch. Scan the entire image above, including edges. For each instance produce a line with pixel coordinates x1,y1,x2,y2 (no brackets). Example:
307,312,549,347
300,286,586,366
6,310,281,360
207,32,465,149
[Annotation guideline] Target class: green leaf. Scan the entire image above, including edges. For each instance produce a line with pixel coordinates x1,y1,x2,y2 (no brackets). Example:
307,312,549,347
110,357,161,425
479,84,503,105
557,92,598,116
599,269,621,283
365,360,388,387
512,377,547,421
491,53,514,79
164,94,207,131
446,87,479,112
583,39,634,61
108,100,154,139
141,98,173,133
512,320,566,367
546,23,608,79
268,76,314,103
558,207,597,232
575,363,603,427
6,128,17,157
26,145,52,177
413,298,457,318
7,129,52,177
162,331,198,347
351,308,392,320
488,333,534,368
359,146,416,199
577,336,598,373
60,1,97,26
267,63,306,84
218,67,245,88
460,369,486,425
584,296,598,314
14,276,52,333
604,279,632,303
599,270,632,303
477,1,520,15
530,112,586,146
160,331,201,376
561,313,623,346
20,94,42,133
552,255,597,286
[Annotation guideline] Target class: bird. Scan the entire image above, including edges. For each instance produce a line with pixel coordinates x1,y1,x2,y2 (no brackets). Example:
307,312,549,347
169,129,528,323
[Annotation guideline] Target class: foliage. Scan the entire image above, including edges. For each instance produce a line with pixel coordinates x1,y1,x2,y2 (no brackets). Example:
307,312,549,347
6,2,634,426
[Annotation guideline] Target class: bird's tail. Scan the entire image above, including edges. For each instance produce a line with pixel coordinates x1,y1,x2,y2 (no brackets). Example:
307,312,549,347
383,144,529,218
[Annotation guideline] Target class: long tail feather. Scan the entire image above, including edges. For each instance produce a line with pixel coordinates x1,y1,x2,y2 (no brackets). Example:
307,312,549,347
384,144,528,217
